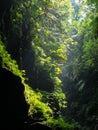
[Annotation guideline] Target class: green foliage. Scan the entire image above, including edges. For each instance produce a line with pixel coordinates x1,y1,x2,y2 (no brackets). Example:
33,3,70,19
53,88,67,109
82,38,98,69
0,37,53,120
0,38,23,77
23,81,53,120
60,1,98,130
46,116,80,130
0,0,70,120
8,0,69,114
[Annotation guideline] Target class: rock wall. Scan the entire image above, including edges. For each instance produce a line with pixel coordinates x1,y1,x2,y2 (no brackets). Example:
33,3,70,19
0,66,29,129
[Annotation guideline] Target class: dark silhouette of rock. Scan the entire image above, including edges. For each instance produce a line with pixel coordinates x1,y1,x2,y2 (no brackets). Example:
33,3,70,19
24,122,52,130
0,65,29,129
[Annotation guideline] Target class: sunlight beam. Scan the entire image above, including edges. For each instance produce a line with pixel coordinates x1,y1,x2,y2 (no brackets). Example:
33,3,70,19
75,0,79,3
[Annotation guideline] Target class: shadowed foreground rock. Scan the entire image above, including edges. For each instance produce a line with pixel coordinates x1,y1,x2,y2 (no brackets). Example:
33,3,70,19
24,122,52,130
0,66,29,129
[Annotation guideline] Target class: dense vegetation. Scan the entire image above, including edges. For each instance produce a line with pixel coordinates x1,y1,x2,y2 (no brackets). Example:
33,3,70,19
60,0,98,129
0,0,98,129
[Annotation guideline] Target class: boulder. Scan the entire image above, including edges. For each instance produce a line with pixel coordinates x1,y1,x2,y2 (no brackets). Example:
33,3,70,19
0,66,29,129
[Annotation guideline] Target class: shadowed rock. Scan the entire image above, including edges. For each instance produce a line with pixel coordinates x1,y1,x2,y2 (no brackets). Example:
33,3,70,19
25,122,52,130
0,66,29,129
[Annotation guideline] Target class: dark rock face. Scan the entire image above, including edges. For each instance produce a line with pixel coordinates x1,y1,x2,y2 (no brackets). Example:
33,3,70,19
0,66,29,129
25,123,52,130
